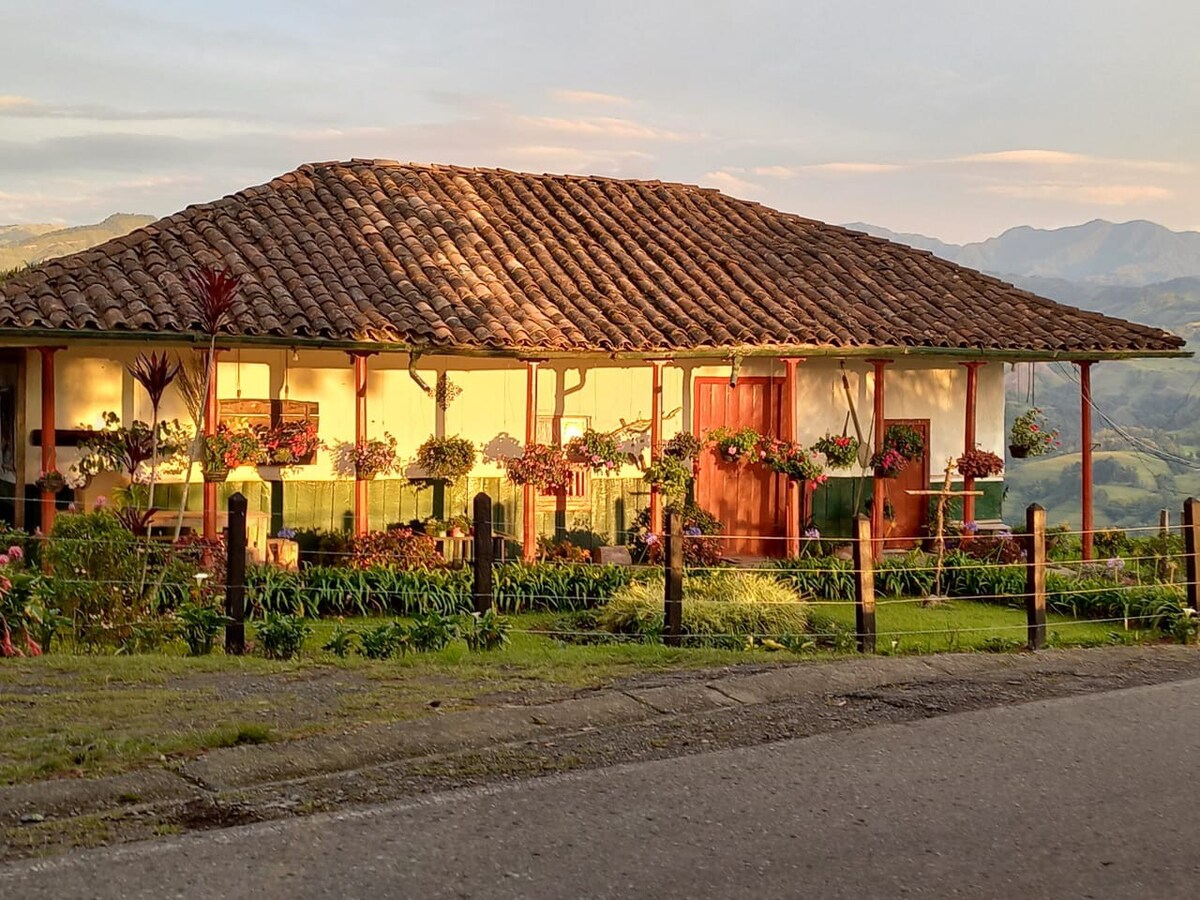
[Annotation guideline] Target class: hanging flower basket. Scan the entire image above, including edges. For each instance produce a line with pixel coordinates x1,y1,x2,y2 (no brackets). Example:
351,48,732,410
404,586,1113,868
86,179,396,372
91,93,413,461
414,435,476,484
1009,408,1060,459
869,448,908,479
35,470,66,493
956,448,1004,479
504,444,572,490
758,437,826,482
813,434,860,469
564,429,623,473
707,426,761,465
663,432,703,462
257,420,321,466
203,466,230,484
642,455,692,498
203,423,265,475
1009,444,1030,460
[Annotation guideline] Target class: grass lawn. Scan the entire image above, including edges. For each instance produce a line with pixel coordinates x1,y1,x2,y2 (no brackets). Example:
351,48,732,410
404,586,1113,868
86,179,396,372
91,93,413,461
0,605,1159,786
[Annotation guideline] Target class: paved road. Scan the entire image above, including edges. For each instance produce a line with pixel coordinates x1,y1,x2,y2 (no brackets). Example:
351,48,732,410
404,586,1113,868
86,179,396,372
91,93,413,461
6,678,1200,899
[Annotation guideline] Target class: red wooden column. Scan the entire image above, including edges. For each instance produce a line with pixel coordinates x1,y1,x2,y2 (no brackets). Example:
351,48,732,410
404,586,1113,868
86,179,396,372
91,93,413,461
868,359,892,561
959,361,986,525
648,360,667,536
522,360,541,562
782,357,804,556
202,349,220,541
38,348,59,534
351,352,370,536
1078,360,1096,561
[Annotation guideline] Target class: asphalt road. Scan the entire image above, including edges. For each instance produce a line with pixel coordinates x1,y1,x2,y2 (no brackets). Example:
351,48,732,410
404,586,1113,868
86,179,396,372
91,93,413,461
6,678,1200,899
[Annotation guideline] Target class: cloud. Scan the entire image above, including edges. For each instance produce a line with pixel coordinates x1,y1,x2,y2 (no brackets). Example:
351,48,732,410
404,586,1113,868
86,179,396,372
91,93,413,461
978,182,1173,205
956,149,1188,174
0,96,36,110
551,90,632,107
517,116,693,142
753,162,904,178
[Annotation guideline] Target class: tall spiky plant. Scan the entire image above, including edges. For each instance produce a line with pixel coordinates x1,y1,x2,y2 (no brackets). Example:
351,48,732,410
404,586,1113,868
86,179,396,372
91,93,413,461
128,352,181,508
172,266,240,540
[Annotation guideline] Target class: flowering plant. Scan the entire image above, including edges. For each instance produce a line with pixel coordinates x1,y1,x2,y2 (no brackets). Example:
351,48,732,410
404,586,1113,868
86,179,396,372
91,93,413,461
202,422,265,472
504,444,572,490
256,419,320,465
351,434,399,480
758,438,826,482
565,429,624,473
869,447,909,477
956,448,1004,479
414,435,476,484
707,426,761,464
814,434,860,469
35,469,67,493
882,424,924,461
1010,408,1060,457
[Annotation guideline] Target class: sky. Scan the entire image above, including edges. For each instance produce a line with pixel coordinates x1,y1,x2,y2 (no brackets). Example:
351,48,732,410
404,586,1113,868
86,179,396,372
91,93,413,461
1,0,1197,243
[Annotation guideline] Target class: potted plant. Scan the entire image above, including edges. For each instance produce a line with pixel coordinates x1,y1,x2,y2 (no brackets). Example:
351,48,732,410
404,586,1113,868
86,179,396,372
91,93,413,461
870,424,924,477
414,435,476,485
707,426,761,464
202,423,264,482
814,434,860,469
565,428,624,473
758,437,827,482
956,448,1004,479
504,444,572,490
257,419,320,466
353,433,399,480
642,454,692,498
35,469,67,493
1009,408,1060,459
663,432,703,462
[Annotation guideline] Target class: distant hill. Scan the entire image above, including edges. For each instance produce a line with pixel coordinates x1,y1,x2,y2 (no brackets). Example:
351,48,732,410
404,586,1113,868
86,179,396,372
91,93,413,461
846,219,1200,286
0,214,155,271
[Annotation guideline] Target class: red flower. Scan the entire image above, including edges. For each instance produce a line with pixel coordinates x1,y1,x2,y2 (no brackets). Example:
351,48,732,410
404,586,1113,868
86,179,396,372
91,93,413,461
1029,424,1039,433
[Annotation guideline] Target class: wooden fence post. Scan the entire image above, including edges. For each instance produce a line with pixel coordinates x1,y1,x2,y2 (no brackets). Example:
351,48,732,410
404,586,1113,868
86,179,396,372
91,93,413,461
472,492,494,614
663,509,683,646
852,514,875,653
1160,508,1170,538
224,492,247,656
1183,498,1200,615
1025,503,1046,650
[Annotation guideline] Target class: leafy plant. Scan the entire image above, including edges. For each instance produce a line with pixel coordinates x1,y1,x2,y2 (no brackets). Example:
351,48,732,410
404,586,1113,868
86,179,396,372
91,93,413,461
504,443,572,489
357,621,408,659
408,610,458,652
350,528,444,570
630,500,724,566
758,438,826,481
1010,408,1061,457
256,420,320,465
176,601,229,656
663,432,703,461
321,621,358,658
956,448,1004,479
537,537,591,563
707,426,761,464
43,510,148,630
78,410,190,479
814,434,860,469
882,424,924,460
414,435,476,484
461,608,511,651
332,433,399,479
565,429,624,472
203,422,265,473
642,455,692,498
256,612,311,660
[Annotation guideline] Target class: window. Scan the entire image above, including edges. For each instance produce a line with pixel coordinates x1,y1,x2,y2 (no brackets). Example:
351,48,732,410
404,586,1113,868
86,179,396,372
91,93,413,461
536,414,591,509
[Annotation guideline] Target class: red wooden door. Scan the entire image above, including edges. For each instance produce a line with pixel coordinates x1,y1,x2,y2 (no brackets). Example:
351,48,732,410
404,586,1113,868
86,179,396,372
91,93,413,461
883,418,930,549
694,377,785,557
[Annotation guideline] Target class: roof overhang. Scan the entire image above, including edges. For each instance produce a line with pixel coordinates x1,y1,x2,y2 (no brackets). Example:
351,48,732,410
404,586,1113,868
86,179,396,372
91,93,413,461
0,328,1189,363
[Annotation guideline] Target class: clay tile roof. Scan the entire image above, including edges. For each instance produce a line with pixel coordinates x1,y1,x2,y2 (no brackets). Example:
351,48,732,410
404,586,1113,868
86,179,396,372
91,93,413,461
0,160,1185,356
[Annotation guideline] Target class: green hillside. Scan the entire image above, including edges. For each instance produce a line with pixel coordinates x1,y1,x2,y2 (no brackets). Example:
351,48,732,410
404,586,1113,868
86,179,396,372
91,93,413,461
0,214,155,270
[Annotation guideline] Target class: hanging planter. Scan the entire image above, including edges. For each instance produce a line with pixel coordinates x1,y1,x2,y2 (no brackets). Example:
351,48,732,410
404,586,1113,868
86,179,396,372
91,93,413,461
203,423,264,482
202,466,230,484
564,429,623,474
707,426,761,464
758,437,826,482
1009,408,1060,459
813,434,860,470
35,470,67,493
504,444,573,490
956,448,1004,479
256,420,320,466
1009,444,1030,460
869,448,908,479
413,435,476,485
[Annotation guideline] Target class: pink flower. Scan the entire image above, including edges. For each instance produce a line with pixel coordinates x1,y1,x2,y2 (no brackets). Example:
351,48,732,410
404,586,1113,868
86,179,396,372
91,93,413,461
0,555,10,566
7,546,22,560
94,496,108,509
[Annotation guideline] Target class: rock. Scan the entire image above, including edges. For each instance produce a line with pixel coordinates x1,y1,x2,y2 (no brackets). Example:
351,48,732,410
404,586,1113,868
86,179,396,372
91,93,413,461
19,812,45,824
593,546,632,566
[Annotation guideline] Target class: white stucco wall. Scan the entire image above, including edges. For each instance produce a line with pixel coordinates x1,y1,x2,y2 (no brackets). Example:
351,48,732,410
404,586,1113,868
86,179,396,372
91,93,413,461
21,345,1005,485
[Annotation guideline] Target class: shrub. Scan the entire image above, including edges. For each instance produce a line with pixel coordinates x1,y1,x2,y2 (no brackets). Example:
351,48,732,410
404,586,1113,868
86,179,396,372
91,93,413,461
630,500,723,567
461,609,511,651
176,601,228,656
537,537,591,563
642,455,692,499
43,510,147,629
321,621,357,658
598,572,809,645
408,610,458,652
349,528,443,570
357,621,408,659
256,613,311,660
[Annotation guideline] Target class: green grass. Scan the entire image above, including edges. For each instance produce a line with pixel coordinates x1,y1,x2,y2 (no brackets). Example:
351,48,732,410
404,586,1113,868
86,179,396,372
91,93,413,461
0,607,1161,786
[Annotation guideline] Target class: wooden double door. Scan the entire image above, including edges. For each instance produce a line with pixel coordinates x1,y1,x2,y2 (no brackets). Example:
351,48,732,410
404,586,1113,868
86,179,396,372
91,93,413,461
693,377,786,557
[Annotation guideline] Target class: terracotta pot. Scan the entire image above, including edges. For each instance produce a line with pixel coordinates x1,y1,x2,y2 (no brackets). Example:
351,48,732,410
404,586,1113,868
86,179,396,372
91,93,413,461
1009,444,1029,459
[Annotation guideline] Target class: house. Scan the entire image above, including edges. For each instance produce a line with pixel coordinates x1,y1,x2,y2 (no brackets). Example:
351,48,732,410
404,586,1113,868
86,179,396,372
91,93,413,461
0,160,1186,560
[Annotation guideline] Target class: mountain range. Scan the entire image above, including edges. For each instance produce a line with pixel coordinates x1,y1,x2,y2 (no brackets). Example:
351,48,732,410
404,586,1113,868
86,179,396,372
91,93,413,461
846,219,1200,286
0,214,155,272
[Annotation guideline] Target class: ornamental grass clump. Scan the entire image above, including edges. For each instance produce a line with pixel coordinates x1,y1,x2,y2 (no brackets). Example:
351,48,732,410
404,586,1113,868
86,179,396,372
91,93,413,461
504,443,573,490
597,572,809,646
1009,408,1060,458
414,435,476,485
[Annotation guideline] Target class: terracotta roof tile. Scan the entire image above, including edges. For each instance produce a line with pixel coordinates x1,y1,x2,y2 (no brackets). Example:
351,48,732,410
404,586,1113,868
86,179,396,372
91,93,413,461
0,160,1185,355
